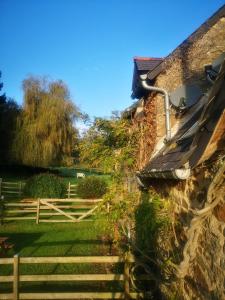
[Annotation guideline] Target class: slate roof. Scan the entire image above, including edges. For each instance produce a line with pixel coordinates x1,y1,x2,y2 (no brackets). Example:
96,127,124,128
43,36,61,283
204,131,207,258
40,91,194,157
132,57,164,99
134,57,163,71
131,5,225,100
138,59,225,181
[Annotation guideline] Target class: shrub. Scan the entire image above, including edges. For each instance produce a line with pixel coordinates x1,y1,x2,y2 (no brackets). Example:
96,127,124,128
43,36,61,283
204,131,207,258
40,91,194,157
24,173,66,198
77,176,107,199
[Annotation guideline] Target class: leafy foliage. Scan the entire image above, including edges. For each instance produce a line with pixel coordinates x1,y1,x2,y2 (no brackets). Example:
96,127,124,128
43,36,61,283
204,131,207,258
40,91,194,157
24,173,66,198
77,176,107,199
97,179,139,243
135,192,170,254
79,114,139,173
13,76,80,167
0,72,20,164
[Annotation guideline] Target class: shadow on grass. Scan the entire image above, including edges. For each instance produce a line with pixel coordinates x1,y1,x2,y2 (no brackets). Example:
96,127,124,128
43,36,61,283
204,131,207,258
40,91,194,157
1,233,113,256
1,233,43,255
30,239,112,247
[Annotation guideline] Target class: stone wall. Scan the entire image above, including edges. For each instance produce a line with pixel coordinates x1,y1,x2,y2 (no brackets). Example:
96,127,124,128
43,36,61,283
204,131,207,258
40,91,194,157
133,7,225,300
154,157,225,300
152,16,225,143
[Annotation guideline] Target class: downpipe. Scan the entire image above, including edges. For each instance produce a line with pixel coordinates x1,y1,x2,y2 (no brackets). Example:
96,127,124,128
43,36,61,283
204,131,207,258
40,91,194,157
136,77,191,184
141,75,171,142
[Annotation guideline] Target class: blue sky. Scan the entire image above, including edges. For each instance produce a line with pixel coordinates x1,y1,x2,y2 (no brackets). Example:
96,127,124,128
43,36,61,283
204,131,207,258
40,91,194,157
1,0,224,119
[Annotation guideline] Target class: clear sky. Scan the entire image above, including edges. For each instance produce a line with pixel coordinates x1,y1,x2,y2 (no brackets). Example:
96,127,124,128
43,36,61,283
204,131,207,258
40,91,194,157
1,0,224,119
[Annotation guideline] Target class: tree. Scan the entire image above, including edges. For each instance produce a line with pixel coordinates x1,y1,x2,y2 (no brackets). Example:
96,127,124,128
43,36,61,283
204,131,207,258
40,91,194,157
0,72,20,164
79,114,139,173
13,76,80,167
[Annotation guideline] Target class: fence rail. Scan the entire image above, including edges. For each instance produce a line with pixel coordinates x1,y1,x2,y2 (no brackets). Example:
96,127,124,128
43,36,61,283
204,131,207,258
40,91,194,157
0,179,25,199
2,198,103,223
0,179,79,199
67,182,77,198
0,253,145,300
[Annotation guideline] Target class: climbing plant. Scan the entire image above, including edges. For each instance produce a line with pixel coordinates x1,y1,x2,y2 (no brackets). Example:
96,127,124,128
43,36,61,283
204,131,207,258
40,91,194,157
79,114,139,174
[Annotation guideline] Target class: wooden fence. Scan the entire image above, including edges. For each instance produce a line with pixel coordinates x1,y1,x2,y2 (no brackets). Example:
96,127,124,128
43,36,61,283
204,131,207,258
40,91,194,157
67,182,77,198
36,198,103,223
0,253,144,299
2,198,103,223
0,179,78,199
0,179,25,199
3,200,37,222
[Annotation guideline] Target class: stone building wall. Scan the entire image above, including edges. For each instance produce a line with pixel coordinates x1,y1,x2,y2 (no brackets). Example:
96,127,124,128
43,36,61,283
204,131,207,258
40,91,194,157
135,9,225,299
151,155,225,300
152,16,225,143
139,157,225,299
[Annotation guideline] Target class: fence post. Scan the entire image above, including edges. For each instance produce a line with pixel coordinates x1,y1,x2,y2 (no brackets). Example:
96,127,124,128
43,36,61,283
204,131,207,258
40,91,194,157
13,254,19,300
19,182,22,198
106,202,110,213
0,178,2,197
68,182,71,199
124,251,130,300
36,198,40,224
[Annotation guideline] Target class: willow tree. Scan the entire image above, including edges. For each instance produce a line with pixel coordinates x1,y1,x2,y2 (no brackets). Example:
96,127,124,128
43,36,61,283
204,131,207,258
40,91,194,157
13,76,80,167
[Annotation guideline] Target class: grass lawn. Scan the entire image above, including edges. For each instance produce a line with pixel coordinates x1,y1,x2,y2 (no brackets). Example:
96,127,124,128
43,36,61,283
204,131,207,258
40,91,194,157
54,166,112,185
0,220,111,258
0,166,118,294
0,166,112,185
0,219,123,294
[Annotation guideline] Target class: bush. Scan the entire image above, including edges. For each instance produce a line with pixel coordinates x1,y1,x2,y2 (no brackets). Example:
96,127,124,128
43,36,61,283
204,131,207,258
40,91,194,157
77,176,107,199
24,173,66,198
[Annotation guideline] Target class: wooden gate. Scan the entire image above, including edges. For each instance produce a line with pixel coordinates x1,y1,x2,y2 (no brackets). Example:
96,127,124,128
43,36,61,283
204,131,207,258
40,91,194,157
36,198,103,223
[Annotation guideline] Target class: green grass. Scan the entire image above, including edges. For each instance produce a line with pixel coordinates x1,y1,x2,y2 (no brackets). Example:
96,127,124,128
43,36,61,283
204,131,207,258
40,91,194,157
55,166,112,185
0,219,123,293
0,220,110,258
0,166,112,186
0,166,117,294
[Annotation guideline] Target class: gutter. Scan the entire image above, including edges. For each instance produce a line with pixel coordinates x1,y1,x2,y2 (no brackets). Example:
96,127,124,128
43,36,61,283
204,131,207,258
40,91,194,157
140,74,171,142
135,77,192,185
136,168,191,187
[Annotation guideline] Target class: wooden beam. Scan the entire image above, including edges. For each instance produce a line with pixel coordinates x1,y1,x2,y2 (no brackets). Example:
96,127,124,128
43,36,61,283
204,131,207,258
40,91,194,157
124,252,130,300
5,210,37,213
19,256,130,264
40,200,76,221
0,258,14,264
40,199,102,203
0,294,13,299
38,219,93,223
36,198,40,224
39,212,93,216
9,292,144,299
0,275,14,282
5,203,37,207
18,274,124,282
16,292,125,299
4,217,36,220
13,254,19,300
76,205,99,222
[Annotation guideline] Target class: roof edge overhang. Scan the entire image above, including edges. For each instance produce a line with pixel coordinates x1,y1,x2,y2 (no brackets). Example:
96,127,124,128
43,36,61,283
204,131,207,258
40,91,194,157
137,168,191,181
